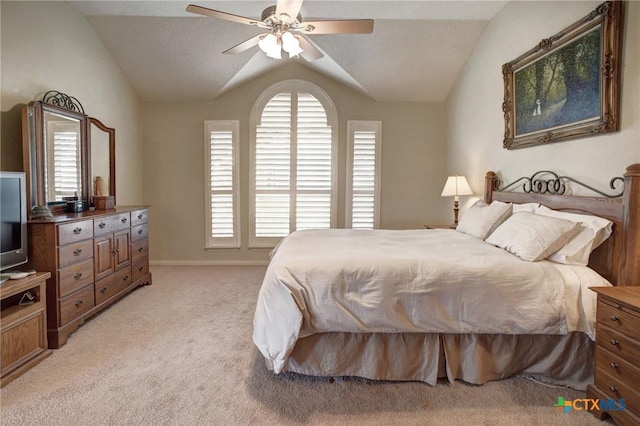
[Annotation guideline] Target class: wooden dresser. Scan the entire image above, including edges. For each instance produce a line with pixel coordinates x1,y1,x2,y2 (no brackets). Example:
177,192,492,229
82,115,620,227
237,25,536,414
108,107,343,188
27,206,151,348
587,286,640,425
1,272,51,387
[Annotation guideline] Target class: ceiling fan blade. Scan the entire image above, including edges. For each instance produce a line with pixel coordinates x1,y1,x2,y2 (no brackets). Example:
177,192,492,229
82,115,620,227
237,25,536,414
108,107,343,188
297,19,374,35
223,34,264,55
297,35,324,62
275,0,304,22
186,4,265,28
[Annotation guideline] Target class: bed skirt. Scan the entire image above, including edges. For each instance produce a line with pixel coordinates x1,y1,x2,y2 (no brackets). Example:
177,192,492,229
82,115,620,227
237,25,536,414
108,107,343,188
276,332,594,391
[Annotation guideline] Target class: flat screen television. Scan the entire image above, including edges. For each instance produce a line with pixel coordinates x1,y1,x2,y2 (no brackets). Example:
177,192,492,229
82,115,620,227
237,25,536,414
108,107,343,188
0,171,28,273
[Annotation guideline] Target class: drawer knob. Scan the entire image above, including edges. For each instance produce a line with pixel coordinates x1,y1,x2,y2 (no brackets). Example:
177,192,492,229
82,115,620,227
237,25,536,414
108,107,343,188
613,304,621,309
138,229,143,235
99,222,106,229
610,339,619,346
100,286,108,294
610,315,619,321
123,275,129,282
121,218,128,224
609,362,618,369
73,248,82,256
75,300,83,308
73,227,82,234
138,214,143,219
609,385,618,393
138,247,144,252
74,272,83,280
138,266,144,272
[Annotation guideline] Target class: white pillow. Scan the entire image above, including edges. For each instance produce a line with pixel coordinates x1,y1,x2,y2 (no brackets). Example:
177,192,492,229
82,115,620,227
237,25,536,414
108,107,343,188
511,202,539,213
485,212,581,262
535,205,613,265
456,200,512,240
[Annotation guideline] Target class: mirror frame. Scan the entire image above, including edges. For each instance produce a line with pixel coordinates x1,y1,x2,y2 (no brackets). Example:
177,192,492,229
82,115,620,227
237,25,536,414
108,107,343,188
22,100,89,214
87,117,116,206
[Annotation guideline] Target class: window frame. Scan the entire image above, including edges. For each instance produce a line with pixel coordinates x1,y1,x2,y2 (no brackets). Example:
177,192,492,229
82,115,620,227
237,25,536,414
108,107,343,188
249,80,338,248
204,120,241,249
345,120,382,229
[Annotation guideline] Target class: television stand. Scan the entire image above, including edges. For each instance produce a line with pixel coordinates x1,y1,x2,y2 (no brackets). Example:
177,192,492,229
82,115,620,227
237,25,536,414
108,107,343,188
1,272,51,387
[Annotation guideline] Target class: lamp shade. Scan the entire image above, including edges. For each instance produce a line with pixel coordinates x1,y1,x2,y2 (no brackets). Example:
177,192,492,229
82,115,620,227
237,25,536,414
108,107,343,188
441,175,473,197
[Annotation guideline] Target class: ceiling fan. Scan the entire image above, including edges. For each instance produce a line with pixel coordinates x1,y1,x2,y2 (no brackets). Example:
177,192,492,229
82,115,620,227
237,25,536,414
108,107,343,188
186,0,374,61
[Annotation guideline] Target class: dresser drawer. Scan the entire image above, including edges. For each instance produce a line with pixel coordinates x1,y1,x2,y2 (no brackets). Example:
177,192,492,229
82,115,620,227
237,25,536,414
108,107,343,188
597,369,640,418
597,325,640,364
598,299,640,336
58,220,93,245
596,348,640,392
131,208,148,226
95,266,132,306
131,258,149,283
58,258,94,298
58,239,93,268
131,239,149,263
94,213,131,236
59,285,95,326
131,223,148,242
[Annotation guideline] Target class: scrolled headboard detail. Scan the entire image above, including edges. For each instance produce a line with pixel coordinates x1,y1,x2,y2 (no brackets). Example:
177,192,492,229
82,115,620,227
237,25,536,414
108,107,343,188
484,164,640,287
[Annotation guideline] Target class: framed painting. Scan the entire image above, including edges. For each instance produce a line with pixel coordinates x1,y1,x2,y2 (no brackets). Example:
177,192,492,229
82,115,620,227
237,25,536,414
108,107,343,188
502,1,624,150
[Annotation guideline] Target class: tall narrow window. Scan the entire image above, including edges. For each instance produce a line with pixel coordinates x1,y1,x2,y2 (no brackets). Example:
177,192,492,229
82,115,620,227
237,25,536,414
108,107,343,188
205,120,240,248
250,81,337,247
46,122,81,200
346,121,382,229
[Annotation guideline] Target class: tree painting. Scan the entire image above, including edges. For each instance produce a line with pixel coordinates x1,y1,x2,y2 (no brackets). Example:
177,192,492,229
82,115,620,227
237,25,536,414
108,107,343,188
514,26,601,136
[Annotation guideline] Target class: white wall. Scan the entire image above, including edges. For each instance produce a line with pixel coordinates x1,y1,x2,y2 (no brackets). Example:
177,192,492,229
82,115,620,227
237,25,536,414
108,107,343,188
446,1,640,206
1,1,143,205
142,64,448,264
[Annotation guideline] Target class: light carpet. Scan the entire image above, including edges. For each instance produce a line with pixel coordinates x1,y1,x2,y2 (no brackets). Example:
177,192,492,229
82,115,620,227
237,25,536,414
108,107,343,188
0,266,607,425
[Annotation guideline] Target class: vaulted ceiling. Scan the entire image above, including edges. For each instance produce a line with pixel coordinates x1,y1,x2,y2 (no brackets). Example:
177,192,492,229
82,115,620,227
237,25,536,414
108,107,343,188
72,1,508,102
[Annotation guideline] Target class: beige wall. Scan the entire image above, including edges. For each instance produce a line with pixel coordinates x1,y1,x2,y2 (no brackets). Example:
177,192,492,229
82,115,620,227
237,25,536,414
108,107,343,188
1,1,143,205
143,64,448,264
446,0,640,209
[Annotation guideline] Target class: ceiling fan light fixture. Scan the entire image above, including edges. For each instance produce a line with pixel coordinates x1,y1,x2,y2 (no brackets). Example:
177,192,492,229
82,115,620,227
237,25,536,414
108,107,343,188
265,44,282,59
281,31,303,57
258,33,278,54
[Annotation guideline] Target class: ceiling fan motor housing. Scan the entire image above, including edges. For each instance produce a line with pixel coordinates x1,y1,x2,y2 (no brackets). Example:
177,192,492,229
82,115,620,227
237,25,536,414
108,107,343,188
261,5,302,27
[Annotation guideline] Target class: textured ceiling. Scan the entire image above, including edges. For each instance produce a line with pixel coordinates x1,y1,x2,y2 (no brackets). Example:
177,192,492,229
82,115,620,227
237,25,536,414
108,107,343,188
72,1,508,102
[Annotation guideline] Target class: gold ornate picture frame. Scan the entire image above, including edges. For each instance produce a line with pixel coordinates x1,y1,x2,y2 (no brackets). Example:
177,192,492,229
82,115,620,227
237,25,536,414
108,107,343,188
502,1,624,150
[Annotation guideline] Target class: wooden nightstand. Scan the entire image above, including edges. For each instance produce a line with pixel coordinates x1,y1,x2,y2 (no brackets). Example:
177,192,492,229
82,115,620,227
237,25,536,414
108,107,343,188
423,224,456,229
587,286,640,425
1,272,51,387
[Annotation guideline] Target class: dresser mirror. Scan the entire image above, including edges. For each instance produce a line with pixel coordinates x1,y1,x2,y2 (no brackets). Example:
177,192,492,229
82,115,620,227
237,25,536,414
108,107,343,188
88,117,116,205
22,99,89,213
22,91,116,214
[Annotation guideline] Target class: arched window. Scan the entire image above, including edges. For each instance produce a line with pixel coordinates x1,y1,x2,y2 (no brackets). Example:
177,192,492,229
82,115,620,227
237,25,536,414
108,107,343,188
250,80,337,247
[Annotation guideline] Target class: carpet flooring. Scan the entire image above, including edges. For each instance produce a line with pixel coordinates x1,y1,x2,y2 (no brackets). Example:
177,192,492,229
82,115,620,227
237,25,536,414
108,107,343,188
0,266,608,425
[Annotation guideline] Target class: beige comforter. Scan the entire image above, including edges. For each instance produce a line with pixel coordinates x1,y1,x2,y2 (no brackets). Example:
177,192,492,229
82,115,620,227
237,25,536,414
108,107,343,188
253,229,609,373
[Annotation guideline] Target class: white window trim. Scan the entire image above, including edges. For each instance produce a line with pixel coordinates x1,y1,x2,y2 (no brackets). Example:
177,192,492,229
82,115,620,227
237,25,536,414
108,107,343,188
204,120,240,249
249,80,338,248
345,120,382,229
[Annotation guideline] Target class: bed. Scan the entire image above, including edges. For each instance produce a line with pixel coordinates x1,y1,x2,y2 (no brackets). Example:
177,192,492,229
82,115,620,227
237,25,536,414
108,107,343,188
253,164,640,390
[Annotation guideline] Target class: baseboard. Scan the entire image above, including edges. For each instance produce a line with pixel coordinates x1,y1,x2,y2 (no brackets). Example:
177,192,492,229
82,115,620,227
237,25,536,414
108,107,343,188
149,260,269,266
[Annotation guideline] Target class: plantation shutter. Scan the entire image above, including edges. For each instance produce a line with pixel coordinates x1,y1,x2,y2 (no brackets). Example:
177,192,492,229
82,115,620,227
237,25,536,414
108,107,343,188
296,92,332,230
252,84,336,247
255,92,291,238
346,121,382,229
205,120,240,248
47,122,81,200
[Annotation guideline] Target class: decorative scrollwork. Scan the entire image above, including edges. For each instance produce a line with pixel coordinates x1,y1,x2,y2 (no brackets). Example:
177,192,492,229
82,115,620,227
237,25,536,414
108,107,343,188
40,91,85,114
497,170,624,198
538,33,563,51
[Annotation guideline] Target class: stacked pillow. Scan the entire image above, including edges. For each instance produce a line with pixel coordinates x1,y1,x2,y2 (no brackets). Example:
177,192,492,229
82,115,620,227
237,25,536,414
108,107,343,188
456,200,613,264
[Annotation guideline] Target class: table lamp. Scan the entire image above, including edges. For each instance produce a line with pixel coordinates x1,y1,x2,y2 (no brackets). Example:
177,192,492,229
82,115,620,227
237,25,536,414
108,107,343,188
441,175,473,224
